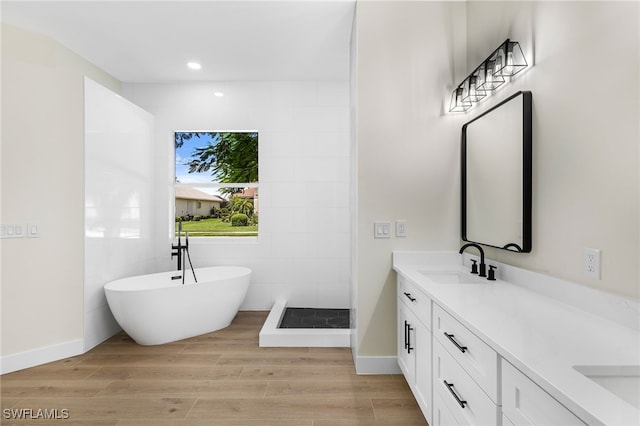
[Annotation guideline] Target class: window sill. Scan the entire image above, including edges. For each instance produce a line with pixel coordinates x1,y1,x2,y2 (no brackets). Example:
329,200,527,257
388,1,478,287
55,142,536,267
186,236,259,244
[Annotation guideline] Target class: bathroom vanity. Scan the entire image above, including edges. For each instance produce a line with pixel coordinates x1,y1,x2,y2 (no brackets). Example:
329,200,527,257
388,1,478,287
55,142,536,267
394,251,640,426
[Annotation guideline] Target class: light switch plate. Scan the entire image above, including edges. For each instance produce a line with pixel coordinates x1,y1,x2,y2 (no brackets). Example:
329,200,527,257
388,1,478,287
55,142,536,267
1,224,25,238
396,220,407,237
374,221,391,239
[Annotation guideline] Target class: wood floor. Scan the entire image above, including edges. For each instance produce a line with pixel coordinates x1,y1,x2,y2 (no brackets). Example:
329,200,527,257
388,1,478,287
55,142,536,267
1,311,427,425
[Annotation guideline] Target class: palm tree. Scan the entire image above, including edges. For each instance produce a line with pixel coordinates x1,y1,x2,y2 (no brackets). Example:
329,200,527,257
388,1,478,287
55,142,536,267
230,196,254,216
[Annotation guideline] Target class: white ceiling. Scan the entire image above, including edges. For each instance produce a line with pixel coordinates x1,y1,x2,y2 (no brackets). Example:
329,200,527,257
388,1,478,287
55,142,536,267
1,0,356,82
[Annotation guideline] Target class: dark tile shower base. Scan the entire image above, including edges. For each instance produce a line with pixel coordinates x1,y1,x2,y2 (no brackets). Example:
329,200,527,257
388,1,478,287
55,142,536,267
278,308,350,329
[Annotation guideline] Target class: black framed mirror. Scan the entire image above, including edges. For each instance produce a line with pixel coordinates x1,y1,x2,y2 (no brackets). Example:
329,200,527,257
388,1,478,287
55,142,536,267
461,91,532,252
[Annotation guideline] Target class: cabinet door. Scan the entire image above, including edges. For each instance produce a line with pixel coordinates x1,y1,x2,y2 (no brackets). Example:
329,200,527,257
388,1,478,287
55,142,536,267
415,324,432,424
397,300,417,381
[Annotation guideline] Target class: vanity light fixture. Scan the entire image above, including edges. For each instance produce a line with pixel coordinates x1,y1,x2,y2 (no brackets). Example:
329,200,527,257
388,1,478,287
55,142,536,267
476,60,504,91
187,62,202,70
449,39,527,113
449,87,472,112
463,75,486,103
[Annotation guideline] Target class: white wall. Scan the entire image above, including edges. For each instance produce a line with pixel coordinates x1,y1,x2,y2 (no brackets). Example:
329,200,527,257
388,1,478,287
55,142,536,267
353,1,466,369
351,0,639,371
84,77,156,351
465,1,639,300
1,25,120,372
121,81,351,309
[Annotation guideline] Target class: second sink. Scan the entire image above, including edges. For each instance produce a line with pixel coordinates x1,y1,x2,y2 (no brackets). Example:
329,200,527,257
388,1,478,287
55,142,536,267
573,365,640,410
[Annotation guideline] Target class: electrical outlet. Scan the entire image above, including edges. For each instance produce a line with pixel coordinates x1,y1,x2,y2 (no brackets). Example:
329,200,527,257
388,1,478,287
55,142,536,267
583,248,601,279
396,220,407,237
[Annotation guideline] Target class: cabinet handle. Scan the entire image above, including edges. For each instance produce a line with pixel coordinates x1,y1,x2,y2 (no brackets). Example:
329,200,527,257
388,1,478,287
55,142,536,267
407,323,414,354
404,321,409,349
444,380,467,408
403,292,416,302
444,332,468,353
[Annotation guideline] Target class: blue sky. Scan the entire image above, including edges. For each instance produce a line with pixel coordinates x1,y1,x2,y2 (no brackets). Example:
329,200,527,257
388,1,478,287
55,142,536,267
175,132,218,184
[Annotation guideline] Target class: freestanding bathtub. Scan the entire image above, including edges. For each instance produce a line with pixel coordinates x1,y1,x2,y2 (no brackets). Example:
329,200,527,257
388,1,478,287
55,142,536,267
104,266,251,345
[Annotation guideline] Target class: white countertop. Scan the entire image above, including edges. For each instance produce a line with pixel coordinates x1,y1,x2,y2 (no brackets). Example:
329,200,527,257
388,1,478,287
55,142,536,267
393,251,640,426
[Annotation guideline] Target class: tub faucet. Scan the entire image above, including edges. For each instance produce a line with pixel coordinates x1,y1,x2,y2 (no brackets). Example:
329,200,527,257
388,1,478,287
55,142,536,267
459,243,486,277
171,222,197,284
171,222,184,271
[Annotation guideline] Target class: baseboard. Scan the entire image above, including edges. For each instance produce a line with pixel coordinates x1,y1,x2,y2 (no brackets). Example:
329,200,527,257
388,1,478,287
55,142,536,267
1,339,84,375
355,355,401,375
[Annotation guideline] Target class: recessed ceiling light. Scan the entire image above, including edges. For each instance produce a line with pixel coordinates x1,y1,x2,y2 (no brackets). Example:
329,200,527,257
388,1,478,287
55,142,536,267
187,62,202,70
213,92,224,97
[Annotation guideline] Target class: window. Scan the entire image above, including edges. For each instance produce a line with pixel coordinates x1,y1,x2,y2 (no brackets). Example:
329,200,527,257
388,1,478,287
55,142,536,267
175,131,258,237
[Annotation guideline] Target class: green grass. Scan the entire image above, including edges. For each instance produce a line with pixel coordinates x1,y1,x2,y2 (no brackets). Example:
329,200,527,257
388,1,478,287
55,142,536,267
177,218,258,237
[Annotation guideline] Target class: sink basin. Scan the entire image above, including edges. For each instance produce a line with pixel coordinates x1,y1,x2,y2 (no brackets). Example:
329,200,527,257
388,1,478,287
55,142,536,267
573,365,640,409
418,270,484,284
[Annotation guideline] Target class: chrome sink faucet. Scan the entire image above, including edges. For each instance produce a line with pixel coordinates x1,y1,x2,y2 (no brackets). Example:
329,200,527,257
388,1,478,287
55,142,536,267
459,243,487,277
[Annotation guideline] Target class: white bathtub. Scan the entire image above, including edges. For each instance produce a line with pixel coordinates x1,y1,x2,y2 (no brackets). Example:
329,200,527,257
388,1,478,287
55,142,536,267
104,266,251,345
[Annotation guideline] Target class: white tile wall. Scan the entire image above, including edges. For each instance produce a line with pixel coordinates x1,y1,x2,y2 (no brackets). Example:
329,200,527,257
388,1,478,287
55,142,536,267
84,78,157,350
122,81,351,309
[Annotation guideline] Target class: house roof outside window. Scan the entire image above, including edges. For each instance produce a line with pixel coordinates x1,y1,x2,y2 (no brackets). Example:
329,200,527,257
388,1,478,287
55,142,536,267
175,187,225,202
234,187,258,199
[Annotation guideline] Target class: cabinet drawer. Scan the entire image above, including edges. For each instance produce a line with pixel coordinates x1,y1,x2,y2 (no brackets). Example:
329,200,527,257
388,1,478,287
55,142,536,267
399,276,431,330
433,389,463,426
502,361,586,425
433,339,499,425
433,303,499,402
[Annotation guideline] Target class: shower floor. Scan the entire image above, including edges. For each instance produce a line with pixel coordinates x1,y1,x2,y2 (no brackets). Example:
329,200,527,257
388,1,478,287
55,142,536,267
279,308,350,329
259,299,351,347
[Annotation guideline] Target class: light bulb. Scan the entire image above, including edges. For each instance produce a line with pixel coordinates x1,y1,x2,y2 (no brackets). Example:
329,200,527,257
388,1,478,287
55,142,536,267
477,64,486,88
464,76,485,102
503,49,514,75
